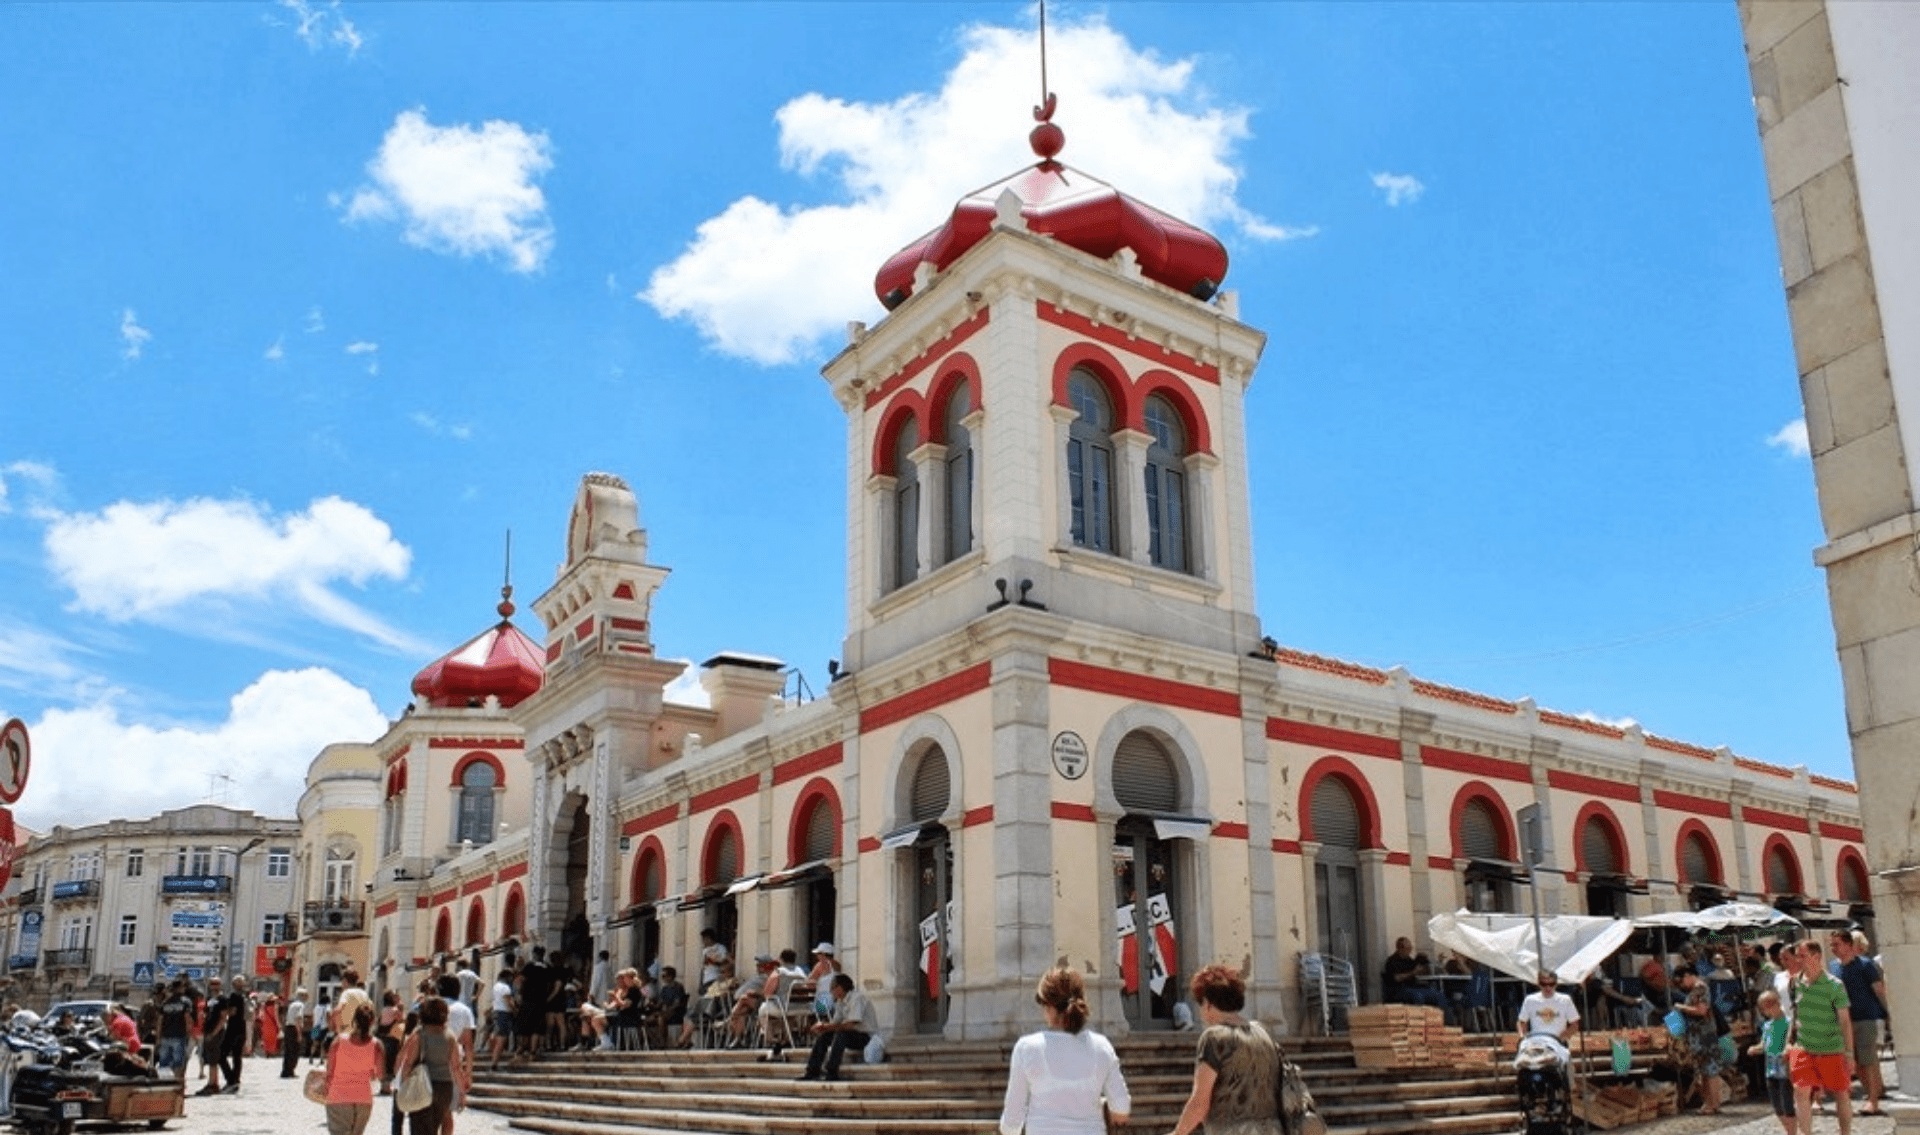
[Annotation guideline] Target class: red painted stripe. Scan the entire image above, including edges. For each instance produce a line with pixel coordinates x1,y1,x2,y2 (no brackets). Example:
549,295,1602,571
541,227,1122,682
692,774,759,815
1420,746,1531,784
460,875,493,897
858,836,881,854
1742,806,1810,834
1272,839,1302,855
428,737,524,750
573,617,595,642
1547,769,1640,803
1653,790,1732,819
545,641,562,662
1049,658,1240,718
623,803,680,838
431,887,458,907
863,307,991,409
1266,719,1400,761
773,742,843,786
1052,802,1097,822
962,805,994,828
498,862,528,882
613,583,635,600
415,896,429,909
609,617,649,632
1429,855,1457,871
1385,851,1412,867
1213,821,1249,840
1037,303,1219,384
375,900,399,917
1821,823,1864,842
860,663,993,733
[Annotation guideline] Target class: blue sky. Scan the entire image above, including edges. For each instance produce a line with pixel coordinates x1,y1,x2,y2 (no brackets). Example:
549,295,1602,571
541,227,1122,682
0,2,1833,832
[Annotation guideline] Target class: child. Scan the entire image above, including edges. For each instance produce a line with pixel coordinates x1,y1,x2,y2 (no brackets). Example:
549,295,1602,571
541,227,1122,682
1748,988,1794,1135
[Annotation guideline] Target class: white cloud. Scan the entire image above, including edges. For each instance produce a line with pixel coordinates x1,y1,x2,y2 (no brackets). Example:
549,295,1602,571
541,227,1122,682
42,494,419,651
276,0,363,57
119,309,151,360
1371,171,1426,207
409,412,472,440
1767,418,1810,458
305,306,326,334
344,108,555,273
0,460,58,517
643,16,1303,365
1572,710,1637,730
346,340,380,376
13,668,388,831
264,336,285,361
663,659,711,709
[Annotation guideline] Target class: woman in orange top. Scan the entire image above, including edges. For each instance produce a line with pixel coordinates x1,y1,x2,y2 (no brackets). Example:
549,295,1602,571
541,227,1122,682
324,1003,385,1135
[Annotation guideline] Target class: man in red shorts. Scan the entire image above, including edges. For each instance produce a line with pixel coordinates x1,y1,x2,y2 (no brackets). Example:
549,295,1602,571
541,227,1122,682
1786,939,1855,1135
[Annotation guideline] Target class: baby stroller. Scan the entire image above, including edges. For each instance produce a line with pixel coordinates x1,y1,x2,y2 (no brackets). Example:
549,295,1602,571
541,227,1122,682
1515,1033,1576,1135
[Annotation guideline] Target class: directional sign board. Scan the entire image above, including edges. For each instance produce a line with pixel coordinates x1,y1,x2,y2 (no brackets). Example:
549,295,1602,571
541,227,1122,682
0,718,28,805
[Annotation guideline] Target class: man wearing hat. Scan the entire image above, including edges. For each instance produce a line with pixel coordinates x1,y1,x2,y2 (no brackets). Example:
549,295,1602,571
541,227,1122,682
724,953,782,1048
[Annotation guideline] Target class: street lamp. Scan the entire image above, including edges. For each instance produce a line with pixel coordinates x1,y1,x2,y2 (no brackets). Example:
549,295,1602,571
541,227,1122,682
218,838,266,983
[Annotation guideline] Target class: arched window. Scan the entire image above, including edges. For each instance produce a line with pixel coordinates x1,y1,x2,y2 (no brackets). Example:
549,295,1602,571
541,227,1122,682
456,760,497,845
632,845,664,905
1113,731,1181,813
909,746,950,824
465,899,486,946
1311,777,1363,851
1066,369,1117,553
1142,394,1190,573
799,794,838,864
502,887,525,940
434,910,452,955
1581,812,1622,876
1764,839,1802,895
1457,797,1507,862
704,821,741,886
1679,828,1720,886
1838,851,1870,903
941,383,973,565
892,418,920,589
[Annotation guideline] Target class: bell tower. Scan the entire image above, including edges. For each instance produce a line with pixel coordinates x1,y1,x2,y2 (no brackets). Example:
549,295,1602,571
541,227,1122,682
822,103,1269,673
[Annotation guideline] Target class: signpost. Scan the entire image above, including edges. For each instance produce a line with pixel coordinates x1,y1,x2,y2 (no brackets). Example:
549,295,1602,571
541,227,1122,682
0,718,29,805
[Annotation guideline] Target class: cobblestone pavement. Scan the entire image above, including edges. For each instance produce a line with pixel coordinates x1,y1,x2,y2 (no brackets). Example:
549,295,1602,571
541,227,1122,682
150,1055,515,1135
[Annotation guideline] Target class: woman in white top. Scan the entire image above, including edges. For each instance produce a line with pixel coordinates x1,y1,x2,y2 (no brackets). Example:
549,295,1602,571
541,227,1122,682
999,967,1131,1135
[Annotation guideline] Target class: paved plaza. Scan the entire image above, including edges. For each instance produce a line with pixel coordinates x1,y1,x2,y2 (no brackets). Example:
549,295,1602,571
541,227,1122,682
150,1055,515,1135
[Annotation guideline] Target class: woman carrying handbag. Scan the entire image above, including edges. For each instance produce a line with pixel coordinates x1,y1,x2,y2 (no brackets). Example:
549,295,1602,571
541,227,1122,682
395,997,468,1135
322,1004,386,1135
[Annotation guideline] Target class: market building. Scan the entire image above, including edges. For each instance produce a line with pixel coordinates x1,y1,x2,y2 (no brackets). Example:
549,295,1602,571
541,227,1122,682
300,102,1871,1040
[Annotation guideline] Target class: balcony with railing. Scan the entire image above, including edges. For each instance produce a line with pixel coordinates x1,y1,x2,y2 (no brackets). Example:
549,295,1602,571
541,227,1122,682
49,879,100,902
44,948,92,970
303,901,366,935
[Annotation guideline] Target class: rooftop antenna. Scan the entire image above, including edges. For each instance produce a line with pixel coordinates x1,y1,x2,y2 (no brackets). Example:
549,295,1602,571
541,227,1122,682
1031,0,1064,165
498,529,516,620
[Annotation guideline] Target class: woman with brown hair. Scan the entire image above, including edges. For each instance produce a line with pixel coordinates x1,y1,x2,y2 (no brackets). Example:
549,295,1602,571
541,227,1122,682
1167,964,1284,1135
998,967,1130,1135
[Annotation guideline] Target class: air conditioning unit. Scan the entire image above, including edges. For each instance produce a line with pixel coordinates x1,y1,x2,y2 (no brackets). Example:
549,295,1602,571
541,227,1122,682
325,910,347,929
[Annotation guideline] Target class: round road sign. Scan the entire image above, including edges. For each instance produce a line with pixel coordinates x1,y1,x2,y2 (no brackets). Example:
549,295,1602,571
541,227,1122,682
0,718,29,805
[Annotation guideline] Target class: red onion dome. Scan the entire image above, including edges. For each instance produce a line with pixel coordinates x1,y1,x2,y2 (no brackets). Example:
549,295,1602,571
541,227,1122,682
411,588,544,708
875,139,1228,309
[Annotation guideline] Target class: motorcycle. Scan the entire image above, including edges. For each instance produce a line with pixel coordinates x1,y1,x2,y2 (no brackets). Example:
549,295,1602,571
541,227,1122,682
3,1027,183,1135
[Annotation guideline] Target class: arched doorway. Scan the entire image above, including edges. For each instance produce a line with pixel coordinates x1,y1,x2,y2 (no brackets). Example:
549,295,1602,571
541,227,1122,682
1310,772,1370,1003
901,743,952,1034
792,790,838,958
1110,730,1184,1031
563,797,591,965
1456,793,1514,913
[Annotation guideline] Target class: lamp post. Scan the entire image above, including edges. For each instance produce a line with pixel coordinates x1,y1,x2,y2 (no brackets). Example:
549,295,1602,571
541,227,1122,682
219,837,266,984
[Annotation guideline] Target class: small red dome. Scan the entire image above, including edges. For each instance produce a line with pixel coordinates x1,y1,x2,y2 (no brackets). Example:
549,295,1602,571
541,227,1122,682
411,618,545,709
875,160,1229,308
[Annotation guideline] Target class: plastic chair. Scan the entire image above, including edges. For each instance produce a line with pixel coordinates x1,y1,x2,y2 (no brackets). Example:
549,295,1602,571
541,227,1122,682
1463,966,1497,1033
1299,952,1357,1035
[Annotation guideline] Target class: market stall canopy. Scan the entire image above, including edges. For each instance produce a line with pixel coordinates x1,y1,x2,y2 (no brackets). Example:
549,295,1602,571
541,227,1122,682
1633,902,1801,933
1429,910,1637,985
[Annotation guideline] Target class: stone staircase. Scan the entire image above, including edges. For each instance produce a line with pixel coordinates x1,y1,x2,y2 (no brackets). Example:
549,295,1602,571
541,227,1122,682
469,1033,1523,1135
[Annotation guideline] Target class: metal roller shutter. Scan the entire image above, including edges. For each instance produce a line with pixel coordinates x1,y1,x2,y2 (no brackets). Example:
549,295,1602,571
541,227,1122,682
910,747,950,823
1681,833,1716,885
1459,799,1504,861
1766,846,1796,894
1113,731,1180,813
1581,816,1619,876
714,828,739,883
1311,777,1361,850
803,799,837,863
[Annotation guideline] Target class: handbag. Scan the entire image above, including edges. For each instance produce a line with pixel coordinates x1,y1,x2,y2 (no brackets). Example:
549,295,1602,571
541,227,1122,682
302,1068,329,1105
395,1065,434,1114
1262,1021,1327,1135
